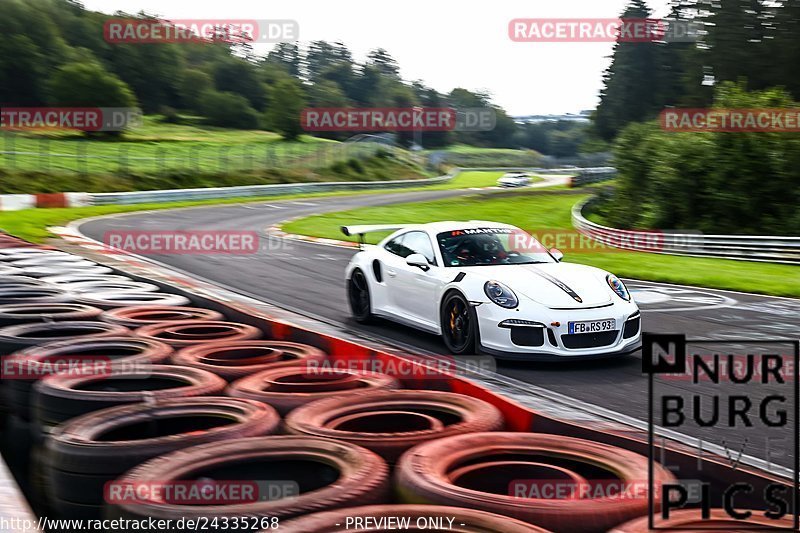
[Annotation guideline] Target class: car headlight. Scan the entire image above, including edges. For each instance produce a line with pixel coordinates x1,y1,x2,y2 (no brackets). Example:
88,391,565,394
607,274,630,301
484,280,518,308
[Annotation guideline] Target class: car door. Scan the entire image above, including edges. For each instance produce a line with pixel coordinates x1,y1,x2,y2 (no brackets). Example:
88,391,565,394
392,231,442,329
377,232,413,318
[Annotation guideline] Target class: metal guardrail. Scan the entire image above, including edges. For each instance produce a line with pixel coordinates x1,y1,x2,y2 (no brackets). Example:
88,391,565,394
89,170,460,205
571,167,617,186
88,166,621,206
572,198,800,264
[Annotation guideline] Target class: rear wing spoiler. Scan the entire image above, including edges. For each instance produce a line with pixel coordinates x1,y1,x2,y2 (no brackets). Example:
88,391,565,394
341,224,409,248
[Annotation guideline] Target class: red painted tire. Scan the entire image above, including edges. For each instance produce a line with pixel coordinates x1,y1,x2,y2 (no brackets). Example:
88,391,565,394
46,397,281,507
278,504,552,532
135,320,262,347
227,367,400,415
286,390,504,462
100,305,225,328
173,341,327,381
611,509,797,531
0,303,103,327
395,432,676,533
5,336,173,420
33,364,226,428
107,436,389,523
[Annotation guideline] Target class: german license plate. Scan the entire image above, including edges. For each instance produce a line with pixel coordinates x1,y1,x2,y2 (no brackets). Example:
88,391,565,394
568,318,616,335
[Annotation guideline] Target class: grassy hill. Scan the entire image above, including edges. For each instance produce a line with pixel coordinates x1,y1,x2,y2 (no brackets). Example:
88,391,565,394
0,116,430,193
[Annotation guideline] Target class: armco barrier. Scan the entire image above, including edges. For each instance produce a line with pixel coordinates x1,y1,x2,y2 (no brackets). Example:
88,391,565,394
87,171,459,206
573,197,800,264
0,167,618,211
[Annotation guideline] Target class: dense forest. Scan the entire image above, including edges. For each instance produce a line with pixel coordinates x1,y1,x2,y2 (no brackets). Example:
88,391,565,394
593,0,800,235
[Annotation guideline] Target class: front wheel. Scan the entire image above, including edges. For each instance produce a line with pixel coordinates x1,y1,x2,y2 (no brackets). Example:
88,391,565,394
440,292,477,355
347,269,373,323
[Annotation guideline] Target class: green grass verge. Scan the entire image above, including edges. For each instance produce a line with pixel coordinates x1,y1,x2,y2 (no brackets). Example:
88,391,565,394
283,192,800,298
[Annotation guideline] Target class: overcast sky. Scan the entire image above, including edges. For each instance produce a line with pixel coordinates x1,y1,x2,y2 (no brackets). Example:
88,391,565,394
82,0,672,115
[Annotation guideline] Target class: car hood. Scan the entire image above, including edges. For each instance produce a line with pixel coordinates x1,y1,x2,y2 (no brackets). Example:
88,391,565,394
462,262,614,309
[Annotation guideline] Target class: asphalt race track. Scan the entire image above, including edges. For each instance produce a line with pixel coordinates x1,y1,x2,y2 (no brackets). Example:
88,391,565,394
80,189,799,470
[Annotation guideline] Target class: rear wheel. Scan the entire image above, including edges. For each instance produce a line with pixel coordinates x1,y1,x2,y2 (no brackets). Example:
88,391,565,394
440,292,477,355
348,269,373,323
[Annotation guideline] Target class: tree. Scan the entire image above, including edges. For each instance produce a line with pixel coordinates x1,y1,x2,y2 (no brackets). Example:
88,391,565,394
265,78,306,140
179,68,213,111
214,60,268,110
266,43,301,78
48,59,137,108
593,0,661,141
306,41,353,83
198,90,260,129
367,48,400,78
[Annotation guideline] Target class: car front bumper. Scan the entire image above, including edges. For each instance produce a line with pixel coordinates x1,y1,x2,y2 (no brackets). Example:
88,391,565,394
474,299,641,360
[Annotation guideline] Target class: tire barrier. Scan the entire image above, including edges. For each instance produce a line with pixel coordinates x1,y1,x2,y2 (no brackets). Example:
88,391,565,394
107,436,390,526
9,257,98,268
227,367,400,415
41,274,134,285
611,509,797,531
278,505,552,533
0,303,103,327
395,432,676,533
285,390,505,463
0,320,129,353
0,250,74,262
33,364,226,432
0,276,48,288
172,341,327,381
0,265,23,276
135,320,262,347
76,291,192,309
0,286,72,305
5,337,174,420
45,397,281,516
100,305,225,328
61,280,161,295
21,265,115,278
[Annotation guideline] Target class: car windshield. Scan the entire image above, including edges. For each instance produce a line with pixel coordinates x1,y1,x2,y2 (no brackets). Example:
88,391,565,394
436,228,556,267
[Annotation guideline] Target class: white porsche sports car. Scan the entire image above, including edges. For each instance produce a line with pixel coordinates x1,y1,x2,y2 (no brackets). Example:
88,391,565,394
497,172,532,187
342,221,641,359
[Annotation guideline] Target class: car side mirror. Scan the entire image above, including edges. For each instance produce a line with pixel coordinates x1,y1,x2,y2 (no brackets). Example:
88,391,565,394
550,248,564,262
406,253,430,271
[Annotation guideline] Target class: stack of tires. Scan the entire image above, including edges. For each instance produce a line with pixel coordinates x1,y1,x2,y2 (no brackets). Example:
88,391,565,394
1,243,685,533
